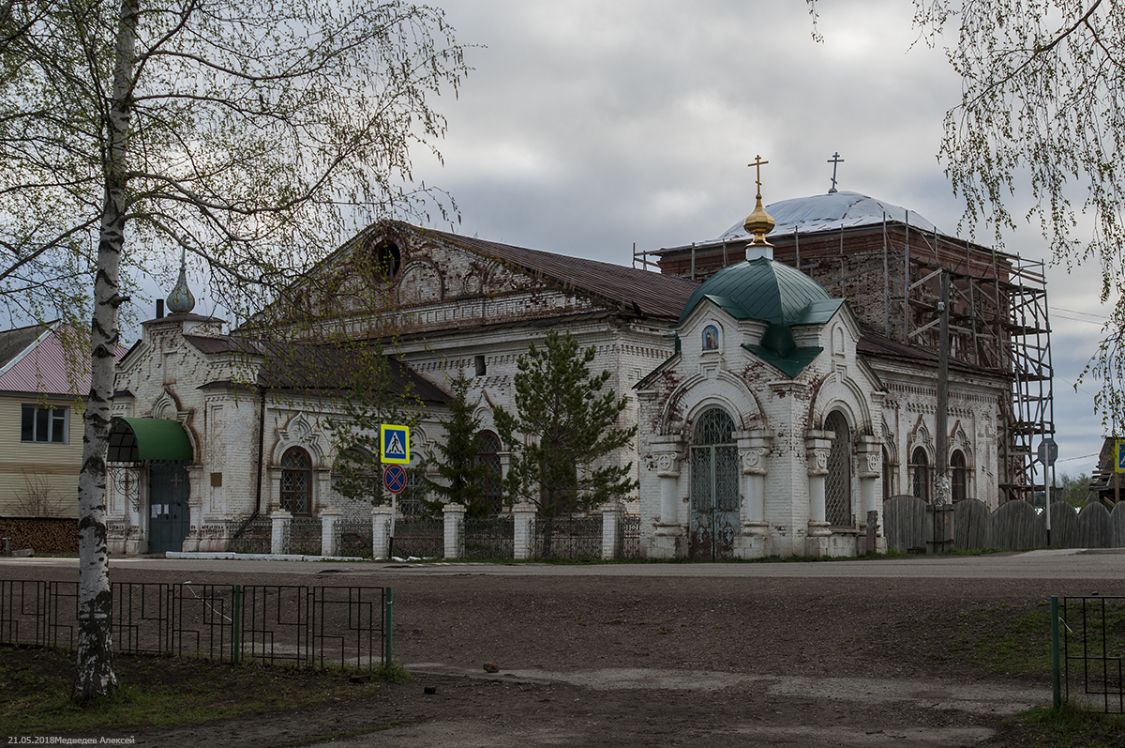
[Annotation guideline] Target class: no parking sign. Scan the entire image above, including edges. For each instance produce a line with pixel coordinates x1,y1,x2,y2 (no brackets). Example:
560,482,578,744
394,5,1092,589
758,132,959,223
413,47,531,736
383,464,408,494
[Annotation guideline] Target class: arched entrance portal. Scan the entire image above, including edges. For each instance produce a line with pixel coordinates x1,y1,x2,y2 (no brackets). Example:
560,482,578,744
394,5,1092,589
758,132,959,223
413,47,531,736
108,417,194,554
689,407,739,560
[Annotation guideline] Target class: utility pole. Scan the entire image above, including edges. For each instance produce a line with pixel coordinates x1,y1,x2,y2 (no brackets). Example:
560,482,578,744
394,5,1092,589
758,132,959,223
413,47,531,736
935,271,951,506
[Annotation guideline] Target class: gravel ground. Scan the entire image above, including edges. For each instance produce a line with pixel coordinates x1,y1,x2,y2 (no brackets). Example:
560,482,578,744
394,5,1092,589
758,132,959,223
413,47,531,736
3,558,1122,746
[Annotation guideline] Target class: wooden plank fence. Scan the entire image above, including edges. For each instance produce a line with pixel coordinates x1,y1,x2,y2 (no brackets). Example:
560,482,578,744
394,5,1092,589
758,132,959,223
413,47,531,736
885,496,1125,552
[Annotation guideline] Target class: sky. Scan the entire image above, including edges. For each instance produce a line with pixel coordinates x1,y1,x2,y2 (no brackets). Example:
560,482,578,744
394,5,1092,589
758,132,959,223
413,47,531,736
395,0,1111,477
130,0,1108,478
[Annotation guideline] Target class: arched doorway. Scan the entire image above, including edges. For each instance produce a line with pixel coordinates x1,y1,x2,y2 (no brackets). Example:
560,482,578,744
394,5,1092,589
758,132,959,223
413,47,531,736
108,417,193,554
825,411,853,527
473,430,503,516
280,447,313,515
689,407,739,560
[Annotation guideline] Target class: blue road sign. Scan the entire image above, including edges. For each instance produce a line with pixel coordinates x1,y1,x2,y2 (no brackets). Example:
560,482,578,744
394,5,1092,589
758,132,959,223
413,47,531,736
383,464,408,494
1116,439,1125,474
380,424,410,465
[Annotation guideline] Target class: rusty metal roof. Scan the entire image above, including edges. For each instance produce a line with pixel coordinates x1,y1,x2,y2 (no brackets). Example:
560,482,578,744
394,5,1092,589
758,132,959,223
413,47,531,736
415,226,699,321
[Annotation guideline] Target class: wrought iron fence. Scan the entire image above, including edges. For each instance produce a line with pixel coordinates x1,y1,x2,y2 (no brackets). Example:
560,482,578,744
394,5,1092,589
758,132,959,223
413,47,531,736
619,514,642,559
534,516,602,560
287,517,323,555
0,579,391,671
389,517,443,558
1052,595,1125,713
334,517,373,558
228,516,272,554
464,516,513,560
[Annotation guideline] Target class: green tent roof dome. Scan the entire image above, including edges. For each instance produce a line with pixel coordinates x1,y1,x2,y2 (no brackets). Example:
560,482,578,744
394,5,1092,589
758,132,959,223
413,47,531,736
679,257,834,326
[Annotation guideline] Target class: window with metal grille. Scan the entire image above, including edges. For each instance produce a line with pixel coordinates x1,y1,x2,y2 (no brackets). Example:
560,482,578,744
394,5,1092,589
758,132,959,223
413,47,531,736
824,411,852,526
950,450,967,502
474,430,503,515
910,447,930,502
280,447,313,515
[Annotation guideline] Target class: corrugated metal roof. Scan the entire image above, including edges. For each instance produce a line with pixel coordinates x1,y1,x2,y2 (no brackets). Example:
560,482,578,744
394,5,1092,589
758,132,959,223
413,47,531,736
0,322,51,370
0,323,127,396
417,227,699,320
0,324,84,395
714,191,939,243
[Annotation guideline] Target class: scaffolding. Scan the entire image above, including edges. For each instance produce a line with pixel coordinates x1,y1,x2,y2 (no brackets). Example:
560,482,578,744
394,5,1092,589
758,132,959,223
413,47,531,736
646,214,1055,503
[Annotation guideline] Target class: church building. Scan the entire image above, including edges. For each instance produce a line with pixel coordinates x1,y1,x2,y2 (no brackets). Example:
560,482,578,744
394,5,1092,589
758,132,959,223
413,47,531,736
105,167,1052,559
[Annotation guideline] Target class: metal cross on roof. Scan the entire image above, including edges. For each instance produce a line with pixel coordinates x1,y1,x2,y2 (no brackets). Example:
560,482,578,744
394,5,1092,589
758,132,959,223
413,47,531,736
747,154,769,197
827,151,845,194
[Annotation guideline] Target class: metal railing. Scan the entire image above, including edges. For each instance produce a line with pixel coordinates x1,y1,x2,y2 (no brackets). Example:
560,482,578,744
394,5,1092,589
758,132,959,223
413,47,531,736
464,516,513,560
389,518,443,558
1052,595,1125,713
228,517,272,554
0,580,392,671
619,514,642,559
334,517,373,558
534,516,602,560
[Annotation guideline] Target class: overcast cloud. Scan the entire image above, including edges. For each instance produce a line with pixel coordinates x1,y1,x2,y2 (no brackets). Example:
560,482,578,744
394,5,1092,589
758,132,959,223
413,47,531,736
396,0,1110,475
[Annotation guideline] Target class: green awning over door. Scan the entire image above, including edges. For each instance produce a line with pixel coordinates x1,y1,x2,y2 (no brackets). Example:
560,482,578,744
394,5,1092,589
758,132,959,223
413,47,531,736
108,417,193,462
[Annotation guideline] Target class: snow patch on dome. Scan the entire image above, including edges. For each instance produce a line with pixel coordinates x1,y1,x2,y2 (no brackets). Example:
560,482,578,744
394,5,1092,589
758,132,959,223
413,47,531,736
716,191,939,242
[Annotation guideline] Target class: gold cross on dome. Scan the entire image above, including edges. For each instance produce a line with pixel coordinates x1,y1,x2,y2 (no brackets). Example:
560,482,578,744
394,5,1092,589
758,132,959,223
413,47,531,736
747,155,769,197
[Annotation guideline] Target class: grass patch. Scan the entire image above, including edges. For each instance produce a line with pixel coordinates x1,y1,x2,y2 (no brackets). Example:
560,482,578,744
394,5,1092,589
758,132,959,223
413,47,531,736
958,598,1125,679
959,601,1054,677
995,705,1125,747
1,645,382,735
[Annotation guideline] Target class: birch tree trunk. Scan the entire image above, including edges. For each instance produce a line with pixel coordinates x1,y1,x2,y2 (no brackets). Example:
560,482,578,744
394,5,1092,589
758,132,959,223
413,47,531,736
74,0,138,704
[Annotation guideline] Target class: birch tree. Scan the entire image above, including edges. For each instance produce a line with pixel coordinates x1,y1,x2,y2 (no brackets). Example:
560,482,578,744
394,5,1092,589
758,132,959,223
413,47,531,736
0,0,466,702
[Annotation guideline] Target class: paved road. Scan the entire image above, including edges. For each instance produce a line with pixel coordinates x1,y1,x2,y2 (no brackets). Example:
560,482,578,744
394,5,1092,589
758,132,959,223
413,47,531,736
2,548,1123,580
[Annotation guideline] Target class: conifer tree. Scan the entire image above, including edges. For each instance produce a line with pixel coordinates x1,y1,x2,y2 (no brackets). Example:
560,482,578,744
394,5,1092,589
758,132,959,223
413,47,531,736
426,372,491,517
495,331,637,517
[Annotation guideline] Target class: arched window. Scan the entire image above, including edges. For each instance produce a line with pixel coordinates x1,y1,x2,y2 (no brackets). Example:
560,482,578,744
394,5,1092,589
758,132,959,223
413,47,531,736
474,430,503,515
702,324,720,351
280,447,313,515
882,446,894,501
950,450,968,503
910,448,930,502
825,411,853,526
369,239,401,279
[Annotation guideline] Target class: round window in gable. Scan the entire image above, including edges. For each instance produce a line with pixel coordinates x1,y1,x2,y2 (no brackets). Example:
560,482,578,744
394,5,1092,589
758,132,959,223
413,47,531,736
367,239,401,281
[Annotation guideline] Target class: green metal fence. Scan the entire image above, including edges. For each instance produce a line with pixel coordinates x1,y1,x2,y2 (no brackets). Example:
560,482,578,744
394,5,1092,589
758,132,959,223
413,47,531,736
0,580,394,672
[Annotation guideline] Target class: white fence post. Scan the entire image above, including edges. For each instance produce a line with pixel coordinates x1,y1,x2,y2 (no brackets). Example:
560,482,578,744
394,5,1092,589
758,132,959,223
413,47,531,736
372,506,393,560
270,509,292,555
320,510,340,557
513,502,536,560
443,503,466,560
601,502,623,560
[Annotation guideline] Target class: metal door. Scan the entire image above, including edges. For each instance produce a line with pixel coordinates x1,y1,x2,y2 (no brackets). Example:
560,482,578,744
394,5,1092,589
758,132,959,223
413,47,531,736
149,461,189,553
689,408,740,560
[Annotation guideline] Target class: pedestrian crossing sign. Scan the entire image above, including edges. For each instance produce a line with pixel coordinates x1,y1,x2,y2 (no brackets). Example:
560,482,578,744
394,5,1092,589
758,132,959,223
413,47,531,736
1116,439,1125,474
380,424,410,465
